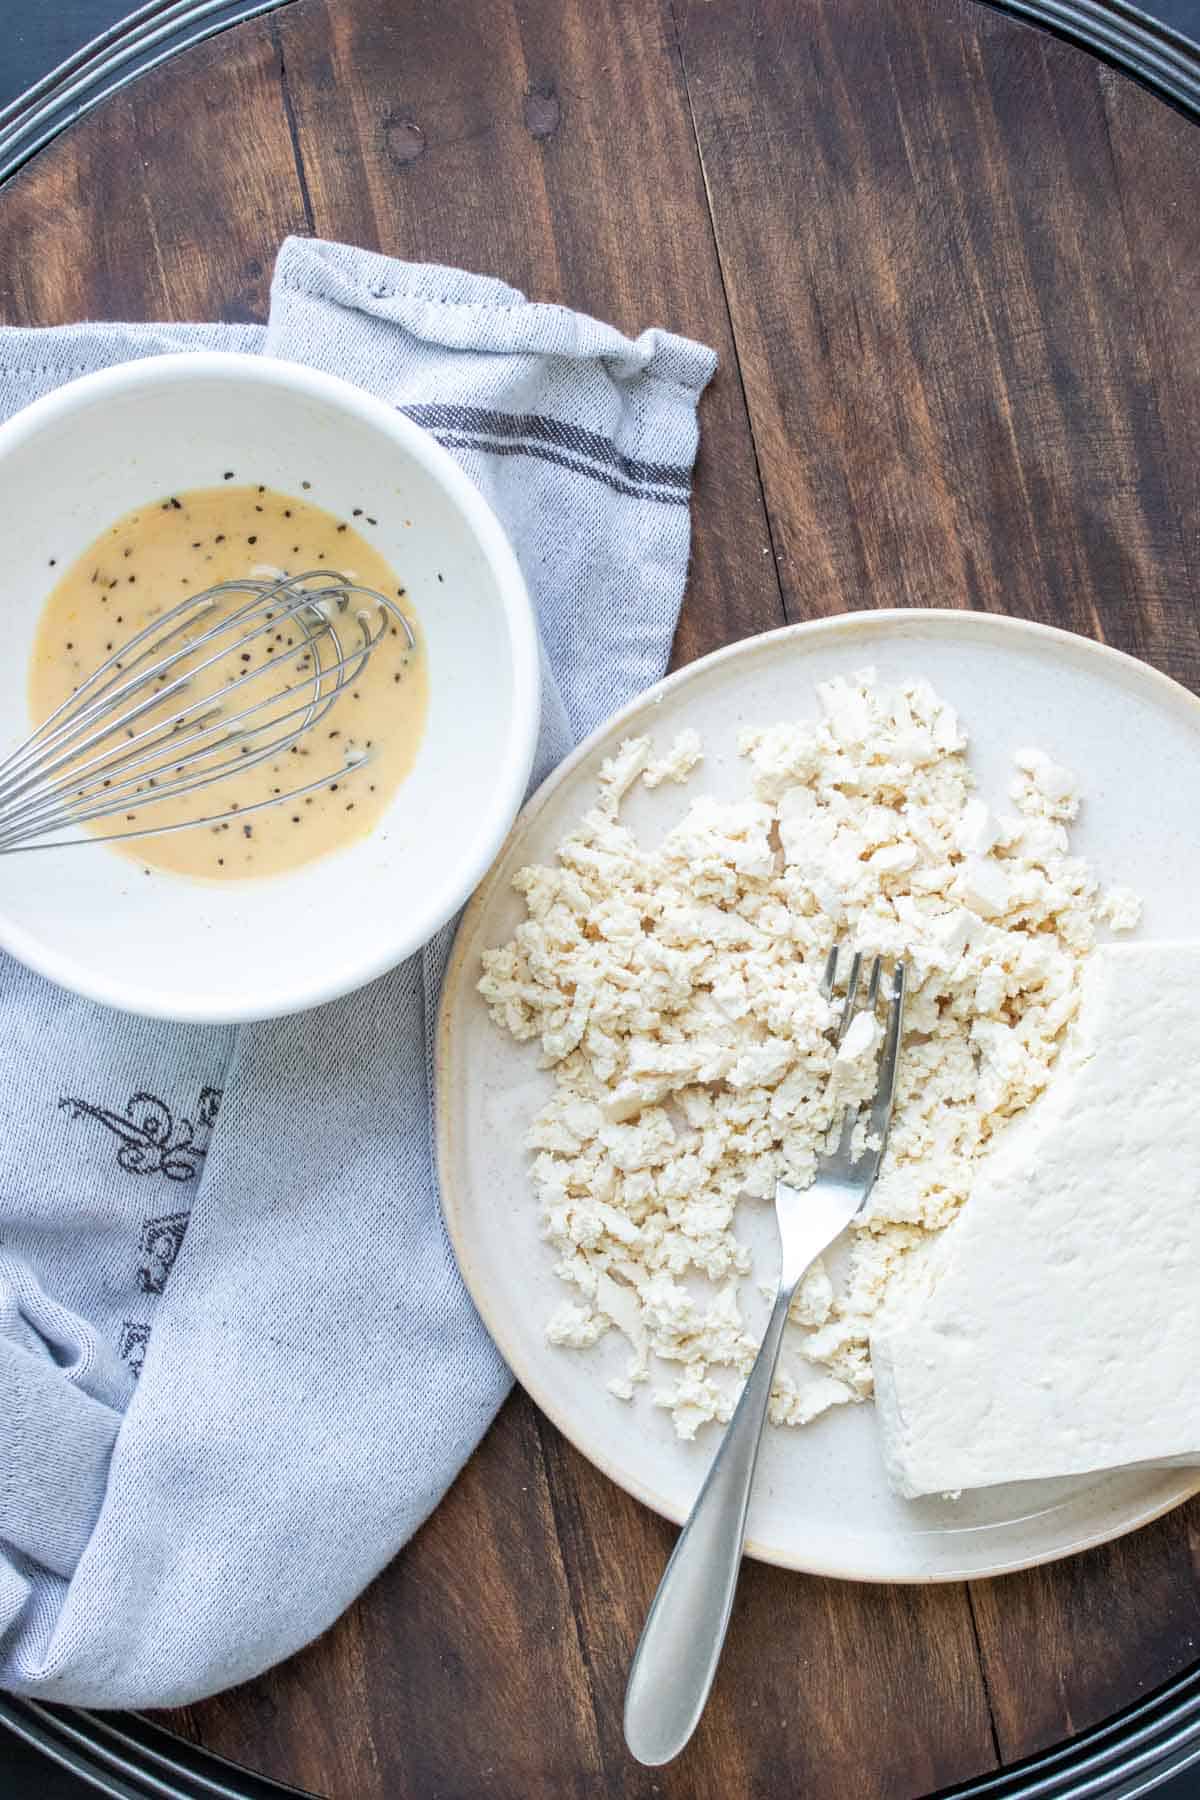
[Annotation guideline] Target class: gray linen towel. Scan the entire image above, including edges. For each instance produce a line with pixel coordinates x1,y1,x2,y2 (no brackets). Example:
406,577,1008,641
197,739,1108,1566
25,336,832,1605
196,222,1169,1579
0,236,715,1706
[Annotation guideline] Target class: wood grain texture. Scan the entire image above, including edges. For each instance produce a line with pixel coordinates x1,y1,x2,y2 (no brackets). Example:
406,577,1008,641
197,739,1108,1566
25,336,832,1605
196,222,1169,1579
0,22,306,327
169,1395,605,1798
537,1420,995,1800
970,1502,1200,1761
675,0,1200,687
2,0,1200,1795
272,0,784,664
1102,66,1200,608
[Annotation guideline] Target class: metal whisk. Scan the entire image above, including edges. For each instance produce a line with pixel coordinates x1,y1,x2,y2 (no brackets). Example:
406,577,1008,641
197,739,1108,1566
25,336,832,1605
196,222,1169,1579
0,570,415,853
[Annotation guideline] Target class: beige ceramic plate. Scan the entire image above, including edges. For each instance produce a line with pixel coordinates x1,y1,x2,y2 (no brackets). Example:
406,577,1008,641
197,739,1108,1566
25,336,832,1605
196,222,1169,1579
437,610,1200,1580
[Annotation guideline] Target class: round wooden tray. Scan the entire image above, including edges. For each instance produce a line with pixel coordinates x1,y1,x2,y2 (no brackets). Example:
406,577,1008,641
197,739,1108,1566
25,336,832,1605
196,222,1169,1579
3,1,1200,1795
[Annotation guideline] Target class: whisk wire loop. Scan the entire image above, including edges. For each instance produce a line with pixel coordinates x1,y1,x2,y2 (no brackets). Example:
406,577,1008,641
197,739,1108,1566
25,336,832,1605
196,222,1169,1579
0,571,414,853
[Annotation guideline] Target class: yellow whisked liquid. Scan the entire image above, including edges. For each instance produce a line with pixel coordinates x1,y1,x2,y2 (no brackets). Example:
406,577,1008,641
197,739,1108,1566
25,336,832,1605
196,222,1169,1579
28,484,428,880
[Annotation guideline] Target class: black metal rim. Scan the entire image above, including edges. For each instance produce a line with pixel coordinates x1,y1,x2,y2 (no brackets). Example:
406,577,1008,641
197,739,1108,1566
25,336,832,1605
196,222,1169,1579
0,0,297,187
4,1661,1200,1800
984,0,1200,119
0,1699,313,1797
1,0,1200,1796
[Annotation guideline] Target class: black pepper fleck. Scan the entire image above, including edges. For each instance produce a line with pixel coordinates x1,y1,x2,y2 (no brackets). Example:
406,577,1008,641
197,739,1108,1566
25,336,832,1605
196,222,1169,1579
353,508,363,517
301,480,311,490
224,470,234,480
247,535,257,545
366,516,377,526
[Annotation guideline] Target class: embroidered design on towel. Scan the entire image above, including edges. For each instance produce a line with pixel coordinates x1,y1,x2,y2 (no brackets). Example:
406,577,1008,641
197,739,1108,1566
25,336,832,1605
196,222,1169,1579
117,1320,151,1379
138,1211,192,1294
58,1085,223,1181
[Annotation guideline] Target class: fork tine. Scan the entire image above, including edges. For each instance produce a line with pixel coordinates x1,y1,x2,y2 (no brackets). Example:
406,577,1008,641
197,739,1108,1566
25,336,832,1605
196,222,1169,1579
834,951,864,1046
830,958,883,1158
864,961,907,1145
820,944,839,999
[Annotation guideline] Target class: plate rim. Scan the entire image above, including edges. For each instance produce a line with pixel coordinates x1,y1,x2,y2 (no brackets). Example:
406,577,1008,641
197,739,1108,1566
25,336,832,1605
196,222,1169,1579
436,607,1200,1582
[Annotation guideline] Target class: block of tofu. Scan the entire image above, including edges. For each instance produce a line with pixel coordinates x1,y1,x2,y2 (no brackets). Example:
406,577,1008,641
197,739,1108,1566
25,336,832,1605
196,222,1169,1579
871,942,1200,1498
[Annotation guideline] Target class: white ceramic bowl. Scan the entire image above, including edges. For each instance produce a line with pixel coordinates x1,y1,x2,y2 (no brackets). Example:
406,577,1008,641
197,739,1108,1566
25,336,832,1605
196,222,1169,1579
0,353,540,1022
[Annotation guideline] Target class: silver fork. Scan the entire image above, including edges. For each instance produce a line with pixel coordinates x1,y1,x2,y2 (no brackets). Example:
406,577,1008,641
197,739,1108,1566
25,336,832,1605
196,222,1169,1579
623,947,907,1767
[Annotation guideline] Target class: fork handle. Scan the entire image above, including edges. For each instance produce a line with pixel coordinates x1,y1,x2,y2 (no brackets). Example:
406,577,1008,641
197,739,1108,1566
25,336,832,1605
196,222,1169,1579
623,1279,794,1766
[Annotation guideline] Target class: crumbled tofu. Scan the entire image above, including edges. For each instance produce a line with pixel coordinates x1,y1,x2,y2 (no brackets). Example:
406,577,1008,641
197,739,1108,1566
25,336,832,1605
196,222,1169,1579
1011,748,1080,821
642,728,704,789
478,672,1132,1437
1097,885,1142,932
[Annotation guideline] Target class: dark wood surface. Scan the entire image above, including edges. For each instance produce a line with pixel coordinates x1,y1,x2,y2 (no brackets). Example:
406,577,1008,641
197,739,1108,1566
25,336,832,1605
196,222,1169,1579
3,2,1200,1795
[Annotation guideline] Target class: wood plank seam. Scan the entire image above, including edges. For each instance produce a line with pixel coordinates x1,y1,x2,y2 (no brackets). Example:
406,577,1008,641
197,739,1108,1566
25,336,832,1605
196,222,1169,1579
965,1585,1006,1767
532,1409,623,1790
271,16,317,236
1095,66,1200,611
665,0,791,630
